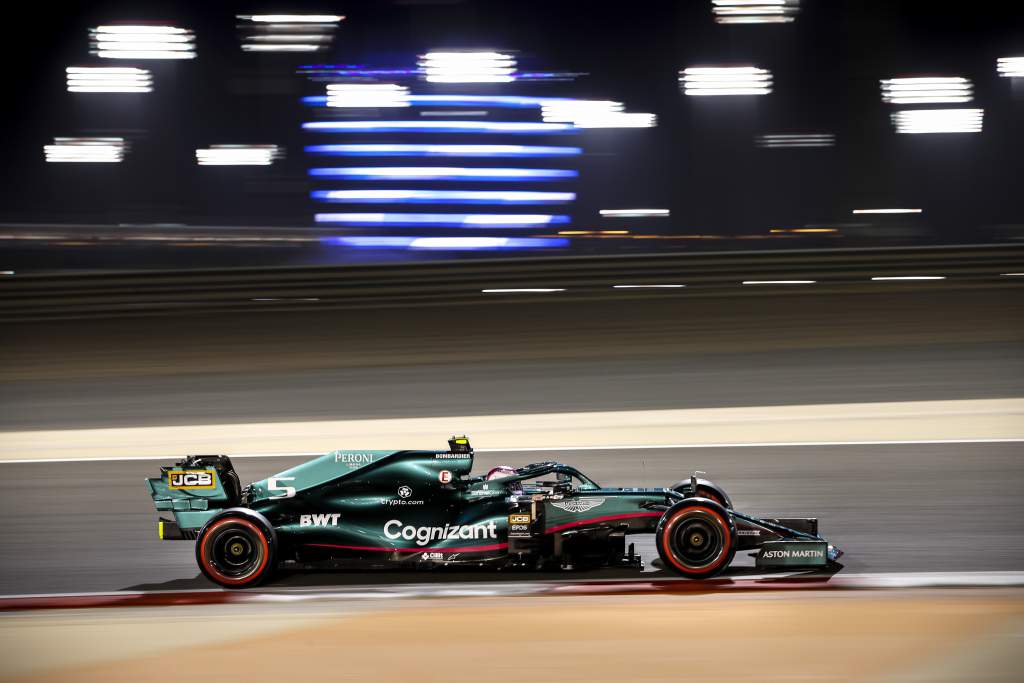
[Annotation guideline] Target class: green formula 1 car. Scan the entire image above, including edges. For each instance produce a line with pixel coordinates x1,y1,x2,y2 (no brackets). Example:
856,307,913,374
146,436,842,587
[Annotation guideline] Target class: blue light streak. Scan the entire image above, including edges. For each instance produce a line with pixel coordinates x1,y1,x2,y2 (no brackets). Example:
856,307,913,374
302,121,575,134
322,236,571,250
308,167,578,181
304,144,582,158
314,213,571,227
311,190,576,204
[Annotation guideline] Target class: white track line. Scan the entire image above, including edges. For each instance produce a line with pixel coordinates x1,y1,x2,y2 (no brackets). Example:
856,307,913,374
2,572,1023,602
0,438,1021,465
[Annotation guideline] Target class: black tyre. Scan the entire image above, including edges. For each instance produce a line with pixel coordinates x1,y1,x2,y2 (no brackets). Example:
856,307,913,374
671,479,732,509
656,498,736,579
196,515,275,588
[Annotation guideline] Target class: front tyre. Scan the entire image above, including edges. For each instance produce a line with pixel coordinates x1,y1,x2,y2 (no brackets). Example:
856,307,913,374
656,498,736,579
196,516,275,588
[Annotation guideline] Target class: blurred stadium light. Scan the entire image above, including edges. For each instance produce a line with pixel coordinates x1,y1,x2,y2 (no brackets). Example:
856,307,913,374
44,138,126,163
65,67,152,93
853,209,923,214
599,209,670,217
314,213,570,227
303,144,582,157
711,0,800,24
323,236,568,250
890,108,983,133
880,77,973,104
326,83,410,108
89,25,196,60
302,121,574,133
308,167,578,180
680,67,773,95
237,14,343,53
419,51,517,83
755,133,835,148
311,190,576,204
997,57,1024,78
195,145,283,166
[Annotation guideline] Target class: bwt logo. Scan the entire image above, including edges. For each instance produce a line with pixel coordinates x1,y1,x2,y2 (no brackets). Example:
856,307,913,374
300,514,341,527
168,470,215,489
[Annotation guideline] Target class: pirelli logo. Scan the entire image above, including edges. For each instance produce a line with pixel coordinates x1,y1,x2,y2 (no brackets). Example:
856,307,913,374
509,514,531,525
168,469,216,490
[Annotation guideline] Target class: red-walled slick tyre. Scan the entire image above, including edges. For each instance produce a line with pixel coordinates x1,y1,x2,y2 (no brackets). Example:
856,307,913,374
656,498,736,579
196,515,275,588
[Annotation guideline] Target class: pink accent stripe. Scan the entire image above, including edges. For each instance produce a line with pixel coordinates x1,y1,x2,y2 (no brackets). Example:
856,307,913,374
545,511,663,535
306,542,509,553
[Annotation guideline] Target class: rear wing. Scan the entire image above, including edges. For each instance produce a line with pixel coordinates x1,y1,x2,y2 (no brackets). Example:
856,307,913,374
145,455,241,539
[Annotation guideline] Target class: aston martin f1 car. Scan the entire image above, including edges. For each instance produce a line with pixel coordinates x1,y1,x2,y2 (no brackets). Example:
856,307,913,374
146,436,842,587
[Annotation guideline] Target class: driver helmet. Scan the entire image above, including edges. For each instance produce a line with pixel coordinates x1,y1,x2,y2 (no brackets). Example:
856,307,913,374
485,465,521,492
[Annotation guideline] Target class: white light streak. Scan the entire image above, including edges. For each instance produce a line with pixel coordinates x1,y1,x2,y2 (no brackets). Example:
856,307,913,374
419,51,516,83
756,133,834,148
880,77,973,104
66,67,152,93
481,288,565,293
852,208,922,214
44,137,126,163
238,14,341,52
541,100,655,128
612,284,686,289
870,276,946,281
326,83,410,108
712,0,800,24
599,209,670,218
742,280,816,285
891,108,983,134
997,57,1024,78
680,66,772,96
90,25,196,60
245,15,344,23
195,145,283,166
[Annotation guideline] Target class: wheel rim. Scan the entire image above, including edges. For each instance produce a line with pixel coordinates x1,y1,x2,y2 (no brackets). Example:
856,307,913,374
671,516,721,567
202,519,268,584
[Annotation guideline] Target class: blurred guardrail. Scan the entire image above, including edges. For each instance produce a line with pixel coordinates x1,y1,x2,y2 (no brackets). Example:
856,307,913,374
1,244,1021,321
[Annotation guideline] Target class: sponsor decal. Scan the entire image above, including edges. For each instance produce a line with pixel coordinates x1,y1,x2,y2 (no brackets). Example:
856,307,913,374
267,476,296,500
168,470,215,490
509,514,531,524
434,453,470,460
384,519,498,546
335,452,376,468
551,498,606,514
762,549,824,559
398,485,413,499
438,470,453,484
420,552,461,562
300,513,340,527
737,529,761,536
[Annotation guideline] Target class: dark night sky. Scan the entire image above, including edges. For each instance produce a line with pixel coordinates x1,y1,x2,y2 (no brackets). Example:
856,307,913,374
4,1,1022,242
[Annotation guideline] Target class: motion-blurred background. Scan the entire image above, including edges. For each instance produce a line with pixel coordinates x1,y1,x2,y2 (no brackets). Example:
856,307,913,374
2,0,1023,270
1,3,1023,682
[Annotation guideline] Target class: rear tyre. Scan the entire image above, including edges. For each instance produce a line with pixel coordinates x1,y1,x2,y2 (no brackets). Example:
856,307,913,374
196,516,275,588
656,498,736,579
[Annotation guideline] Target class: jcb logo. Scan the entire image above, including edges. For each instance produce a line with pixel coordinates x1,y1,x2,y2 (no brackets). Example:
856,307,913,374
509,514,531,524
168,470,215,490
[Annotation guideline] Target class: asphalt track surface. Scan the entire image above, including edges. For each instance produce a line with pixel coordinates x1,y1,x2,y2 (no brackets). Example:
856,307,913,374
0,286,1021,595
2,288,1023,431
1,442,1022,595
